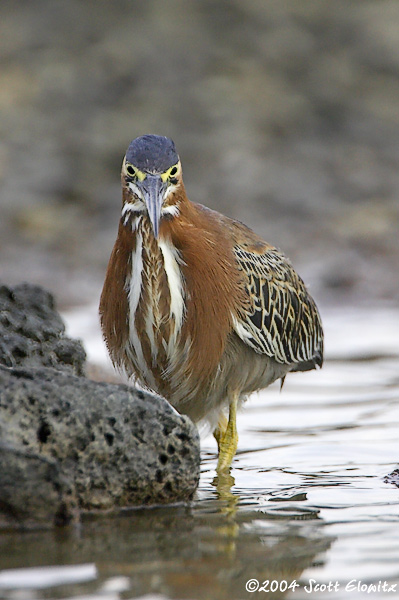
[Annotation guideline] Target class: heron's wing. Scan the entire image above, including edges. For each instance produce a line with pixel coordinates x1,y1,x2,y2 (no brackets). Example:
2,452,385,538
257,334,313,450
232,244,323,370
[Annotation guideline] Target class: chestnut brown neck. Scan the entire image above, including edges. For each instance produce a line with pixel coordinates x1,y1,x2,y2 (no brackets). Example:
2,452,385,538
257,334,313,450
160,191,246,385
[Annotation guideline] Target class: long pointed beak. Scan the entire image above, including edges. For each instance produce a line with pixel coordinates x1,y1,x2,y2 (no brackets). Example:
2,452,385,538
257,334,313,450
142,175,165,239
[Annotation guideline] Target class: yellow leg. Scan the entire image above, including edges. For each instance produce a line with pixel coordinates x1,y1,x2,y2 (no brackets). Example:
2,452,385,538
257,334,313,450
214,393,239,473
213,412,228,453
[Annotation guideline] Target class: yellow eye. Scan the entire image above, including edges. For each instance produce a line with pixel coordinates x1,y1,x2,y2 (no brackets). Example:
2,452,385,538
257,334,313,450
161,164,179,183
126,164,146,181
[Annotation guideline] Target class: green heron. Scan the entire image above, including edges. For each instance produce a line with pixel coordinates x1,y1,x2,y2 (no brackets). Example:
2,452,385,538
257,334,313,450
100,135,323,473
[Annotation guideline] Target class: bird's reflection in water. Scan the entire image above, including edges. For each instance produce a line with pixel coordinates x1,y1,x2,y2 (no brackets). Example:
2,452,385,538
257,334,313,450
213,471,237,502
212,471,240,556
0,473,333,600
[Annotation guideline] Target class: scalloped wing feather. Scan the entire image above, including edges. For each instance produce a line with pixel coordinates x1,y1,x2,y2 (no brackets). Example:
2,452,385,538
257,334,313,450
233,245,324,370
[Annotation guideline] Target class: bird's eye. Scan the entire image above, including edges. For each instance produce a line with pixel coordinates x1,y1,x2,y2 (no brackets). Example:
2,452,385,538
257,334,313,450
169,166,178,177
126,165,136,177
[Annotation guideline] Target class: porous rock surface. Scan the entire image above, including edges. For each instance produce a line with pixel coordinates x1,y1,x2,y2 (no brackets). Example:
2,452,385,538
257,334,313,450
0,283,86,375
0,283,200,529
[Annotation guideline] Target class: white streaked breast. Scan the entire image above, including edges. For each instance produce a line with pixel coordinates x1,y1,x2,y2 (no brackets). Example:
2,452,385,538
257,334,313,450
126,225,156,387
159,237,185,346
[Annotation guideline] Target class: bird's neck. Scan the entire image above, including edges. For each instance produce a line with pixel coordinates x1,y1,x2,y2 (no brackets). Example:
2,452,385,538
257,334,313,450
156,199,246,386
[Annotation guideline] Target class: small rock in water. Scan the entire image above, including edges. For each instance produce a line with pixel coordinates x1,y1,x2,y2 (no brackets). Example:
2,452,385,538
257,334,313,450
383,468,399,487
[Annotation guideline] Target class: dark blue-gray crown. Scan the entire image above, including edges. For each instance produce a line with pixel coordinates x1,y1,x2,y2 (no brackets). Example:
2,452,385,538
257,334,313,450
126,135,179,173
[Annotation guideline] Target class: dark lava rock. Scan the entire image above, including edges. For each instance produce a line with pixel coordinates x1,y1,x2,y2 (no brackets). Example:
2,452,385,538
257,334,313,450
0,441,78,529
0,365,200,528
0,282,200,528
0,283,86,376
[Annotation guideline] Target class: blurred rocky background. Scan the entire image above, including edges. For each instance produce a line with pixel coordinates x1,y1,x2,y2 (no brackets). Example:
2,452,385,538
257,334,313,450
0,0,398,309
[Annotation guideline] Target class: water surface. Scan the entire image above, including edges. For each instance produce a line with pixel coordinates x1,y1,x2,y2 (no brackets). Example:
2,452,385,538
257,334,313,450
1,306,399,600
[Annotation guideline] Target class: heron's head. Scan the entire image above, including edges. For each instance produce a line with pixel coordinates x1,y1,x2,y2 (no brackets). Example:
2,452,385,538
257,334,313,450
121,134,182,238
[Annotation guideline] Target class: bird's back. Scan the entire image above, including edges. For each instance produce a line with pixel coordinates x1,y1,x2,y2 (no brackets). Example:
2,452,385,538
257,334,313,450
193,203,323,371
